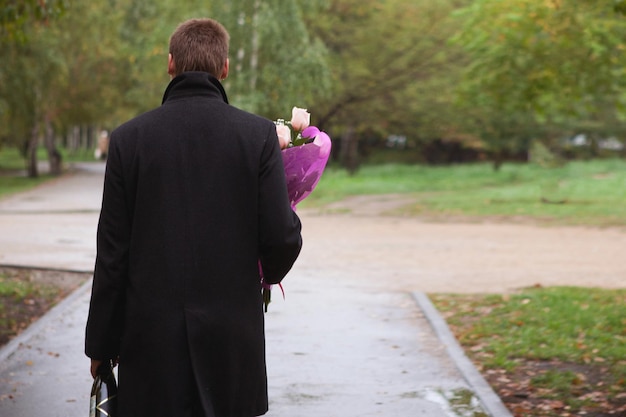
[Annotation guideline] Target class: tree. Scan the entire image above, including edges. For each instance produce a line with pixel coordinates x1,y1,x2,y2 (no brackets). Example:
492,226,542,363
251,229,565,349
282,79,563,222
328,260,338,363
0,1,135,176
306,0,469,171
209,0,331,118
0,0,68,175
0,0,66,43
452,0,626,169
114,0,180,117
0,23,65,176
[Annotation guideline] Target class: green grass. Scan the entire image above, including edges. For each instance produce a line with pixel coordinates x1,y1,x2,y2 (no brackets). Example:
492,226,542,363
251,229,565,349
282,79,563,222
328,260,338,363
0,146,51,198
0,274,34,299
0,147,28,171
0,270,65,345
59,147,97,163
0,145,95,167
0,146,96,199
3,146,626,227
0,271,58,302
436,287,626,366
302,159,626,226
431,287,626,412
0,175,50,199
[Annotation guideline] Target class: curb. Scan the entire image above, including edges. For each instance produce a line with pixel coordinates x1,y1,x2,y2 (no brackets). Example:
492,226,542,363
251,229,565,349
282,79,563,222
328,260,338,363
412,292,514,417
0,275,92,364
0,263,94,275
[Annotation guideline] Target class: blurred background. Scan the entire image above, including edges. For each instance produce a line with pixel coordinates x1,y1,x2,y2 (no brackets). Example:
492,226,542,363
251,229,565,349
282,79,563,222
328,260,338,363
2,5,626,414
2,0,626,180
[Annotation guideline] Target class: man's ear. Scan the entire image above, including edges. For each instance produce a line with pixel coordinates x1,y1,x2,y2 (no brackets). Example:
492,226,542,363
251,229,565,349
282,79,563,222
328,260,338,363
168,53,176,77
220,58,229,80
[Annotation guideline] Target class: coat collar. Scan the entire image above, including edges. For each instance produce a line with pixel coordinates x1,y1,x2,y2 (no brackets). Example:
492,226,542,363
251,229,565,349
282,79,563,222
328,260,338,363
161,71,229,105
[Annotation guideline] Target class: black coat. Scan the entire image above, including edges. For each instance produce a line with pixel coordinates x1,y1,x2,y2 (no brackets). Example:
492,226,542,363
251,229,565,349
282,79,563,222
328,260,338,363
85,72,302,417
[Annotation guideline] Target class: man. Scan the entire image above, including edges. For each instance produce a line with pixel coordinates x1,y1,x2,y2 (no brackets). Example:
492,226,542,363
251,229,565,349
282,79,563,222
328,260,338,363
85,18,302,417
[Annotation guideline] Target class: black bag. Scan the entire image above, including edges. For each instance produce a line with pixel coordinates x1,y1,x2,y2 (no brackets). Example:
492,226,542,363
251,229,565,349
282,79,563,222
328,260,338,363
89,360,118,417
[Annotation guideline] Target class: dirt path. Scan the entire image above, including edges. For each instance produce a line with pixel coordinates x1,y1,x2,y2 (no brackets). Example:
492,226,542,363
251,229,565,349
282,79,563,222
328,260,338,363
296,195,626,294
2,166,624,296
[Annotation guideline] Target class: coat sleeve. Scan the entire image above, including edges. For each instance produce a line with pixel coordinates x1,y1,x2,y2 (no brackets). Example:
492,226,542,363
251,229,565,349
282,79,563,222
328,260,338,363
257,124,303,284
85,135,131,360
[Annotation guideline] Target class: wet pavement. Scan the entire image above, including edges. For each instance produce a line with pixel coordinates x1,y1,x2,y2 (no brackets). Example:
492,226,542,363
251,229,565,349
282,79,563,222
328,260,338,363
0,163,511,417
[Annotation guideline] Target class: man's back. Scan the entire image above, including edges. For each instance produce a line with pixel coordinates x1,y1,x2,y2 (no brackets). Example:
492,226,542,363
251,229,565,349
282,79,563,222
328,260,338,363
87,71,302,417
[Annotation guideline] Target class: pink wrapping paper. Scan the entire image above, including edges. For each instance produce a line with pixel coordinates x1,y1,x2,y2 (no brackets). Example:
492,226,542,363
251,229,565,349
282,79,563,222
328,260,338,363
282,128,332,209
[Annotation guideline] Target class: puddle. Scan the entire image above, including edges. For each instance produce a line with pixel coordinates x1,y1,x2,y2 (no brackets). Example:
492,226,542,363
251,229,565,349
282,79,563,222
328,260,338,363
404,388,489,417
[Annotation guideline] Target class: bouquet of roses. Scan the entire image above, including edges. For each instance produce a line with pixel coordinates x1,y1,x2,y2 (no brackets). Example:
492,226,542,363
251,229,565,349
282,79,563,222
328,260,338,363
261,106,332,311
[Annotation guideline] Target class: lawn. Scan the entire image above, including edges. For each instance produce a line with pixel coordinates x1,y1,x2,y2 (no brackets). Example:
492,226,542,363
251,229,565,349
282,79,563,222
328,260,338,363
303,158,626,227
0,146,93,198
4,147,626,227
431,288,626,416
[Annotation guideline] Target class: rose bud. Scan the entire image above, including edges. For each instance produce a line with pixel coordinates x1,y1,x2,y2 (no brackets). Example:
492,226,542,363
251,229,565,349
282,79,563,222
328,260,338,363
290,107,310,131
276,124,292,149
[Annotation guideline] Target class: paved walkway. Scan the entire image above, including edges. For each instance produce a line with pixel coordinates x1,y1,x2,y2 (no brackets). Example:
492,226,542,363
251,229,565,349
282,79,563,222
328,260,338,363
0,163,511,417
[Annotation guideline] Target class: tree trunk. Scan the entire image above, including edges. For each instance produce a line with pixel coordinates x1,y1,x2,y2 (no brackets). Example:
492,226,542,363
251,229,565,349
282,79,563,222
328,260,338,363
492,150,504,172
44,117,62,176
249,0,260,92
26,122,39,178
81,125,91,150
340,126,360,175
68,125,80,153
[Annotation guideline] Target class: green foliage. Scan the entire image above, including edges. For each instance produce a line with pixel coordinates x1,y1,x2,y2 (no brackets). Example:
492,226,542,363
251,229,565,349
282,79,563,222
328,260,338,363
452,0,626,163
0,0,210,175
0,1,129,153
114,0,183,117
210,0,331,118
0,0,66,43
616,0,626,14
3,0,626,173
308,0,467,140
1,0,331,154
52,2,130,126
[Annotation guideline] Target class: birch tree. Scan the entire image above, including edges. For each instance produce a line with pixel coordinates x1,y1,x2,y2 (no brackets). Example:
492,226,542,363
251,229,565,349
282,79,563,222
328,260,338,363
210,0,331,118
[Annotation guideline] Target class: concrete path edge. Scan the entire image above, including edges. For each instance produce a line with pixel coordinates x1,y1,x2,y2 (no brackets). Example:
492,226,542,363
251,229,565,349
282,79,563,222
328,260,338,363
412,292,514,417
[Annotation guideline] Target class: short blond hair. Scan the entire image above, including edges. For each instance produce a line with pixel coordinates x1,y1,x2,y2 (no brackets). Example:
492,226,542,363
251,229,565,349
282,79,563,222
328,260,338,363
168,18,229,78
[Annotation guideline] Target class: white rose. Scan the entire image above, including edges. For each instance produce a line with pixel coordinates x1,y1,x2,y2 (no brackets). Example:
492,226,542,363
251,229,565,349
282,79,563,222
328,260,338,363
276,124,292,149
290,107,310,131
